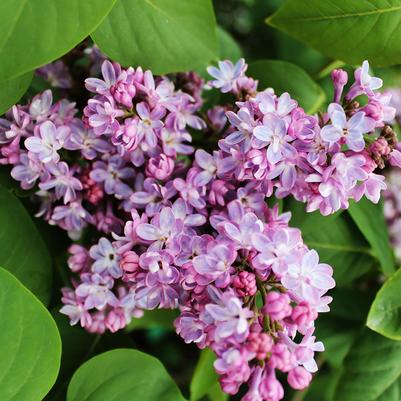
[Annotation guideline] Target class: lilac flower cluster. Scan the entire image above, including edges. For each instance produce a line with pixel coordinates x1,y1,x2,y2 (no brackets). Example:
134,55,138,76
1,56,400,401
209,60,401,215
0,61,203,238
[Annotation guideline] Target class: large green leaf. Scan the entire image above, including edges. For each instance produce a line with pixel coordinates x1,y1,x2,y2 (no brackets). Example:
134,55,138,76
0,186,52,305
247,59,325,113
0,72,33,115
190,349,226,401
286,199,376,285
92,0,218,75
267,0,401,67
367,267,401,340
375,378,401,401
67,349,187,401
0,0,116,82
217,27,242,62
333,329,401,401
348,199,395,275
0,267,61,401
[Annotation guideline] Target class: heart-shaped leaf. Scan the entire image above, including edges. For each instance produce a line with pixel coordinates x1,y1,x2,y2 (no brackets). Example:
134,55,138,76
0,267,61,401
92,0,218,75
267,0,401,67
67,349,187,401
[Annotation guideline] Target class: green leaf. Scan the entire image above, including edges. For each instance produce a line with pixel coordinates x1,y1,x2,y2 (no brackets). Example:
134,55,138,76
375,377,401,401
125,309,179,331
333,329,401,401
267,0,401,67
67,349,187,401
316,315,359,368
247,59,325,113
0,0,116,82
0,72,33,115
0,267,61,401
92,0,218,75
367,267,401,340
217,27,242,62
190,349,224,401
0,186,52,305
286,199,376,285
303,369,341,401
348,198,395,275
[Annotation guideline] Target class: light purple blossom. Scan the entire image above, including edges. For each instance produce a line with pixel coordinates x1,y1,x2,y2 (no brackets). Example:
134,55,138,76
25,121,69,163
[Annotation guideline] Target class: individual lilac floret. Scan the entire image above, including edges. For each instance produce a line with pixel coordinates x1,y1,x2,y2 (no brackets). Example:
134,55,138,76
320,103,375,152
25,121,68,163
207,59,247,93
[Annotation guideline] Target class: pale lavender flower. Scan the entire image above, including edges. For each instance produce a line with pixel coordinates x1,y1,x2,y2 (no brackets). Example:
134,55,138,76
207,59,246,93
206,291,253,340
253,114,296,164
320,103,375,151
193,242,237,287
282,250,335,303
90,238,122,279
90,155,134,198
25,121,69,163
39,161,82,203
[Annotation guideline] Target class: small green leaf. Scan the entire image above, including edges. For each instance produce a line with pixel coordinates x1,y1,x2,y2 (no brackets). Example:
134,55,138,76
217,27,242,62
267,0,401,67
333,329,401,401
0,72,33,115
0,267,61,401
0,186,52,305
367,267,401,340
348,199,395,275
0,0,117,82
247,59,326,113
190,349,224,401
92,0,218,75
67,349,187,401
125,309,178,332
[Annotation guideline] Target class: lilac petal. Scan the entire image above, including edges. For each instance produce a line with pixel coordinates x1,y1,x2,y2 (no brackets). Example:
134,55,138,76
136,223,160,240
320,125,341,143
101,60,116,86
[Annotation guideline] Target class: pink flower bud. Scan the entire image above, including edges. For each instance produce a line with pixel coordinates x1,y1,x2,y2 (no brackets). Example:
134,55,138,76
287,366,312,390
263,292,292,321
105,309,126,333
146,154,175,181
331,69,348,103
270,343,296,372
291,302,318,327
260,369,284,401
233,271,257,297
111,81,136,109
121,251,139,281
67,244,89,272
246,332,273,360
